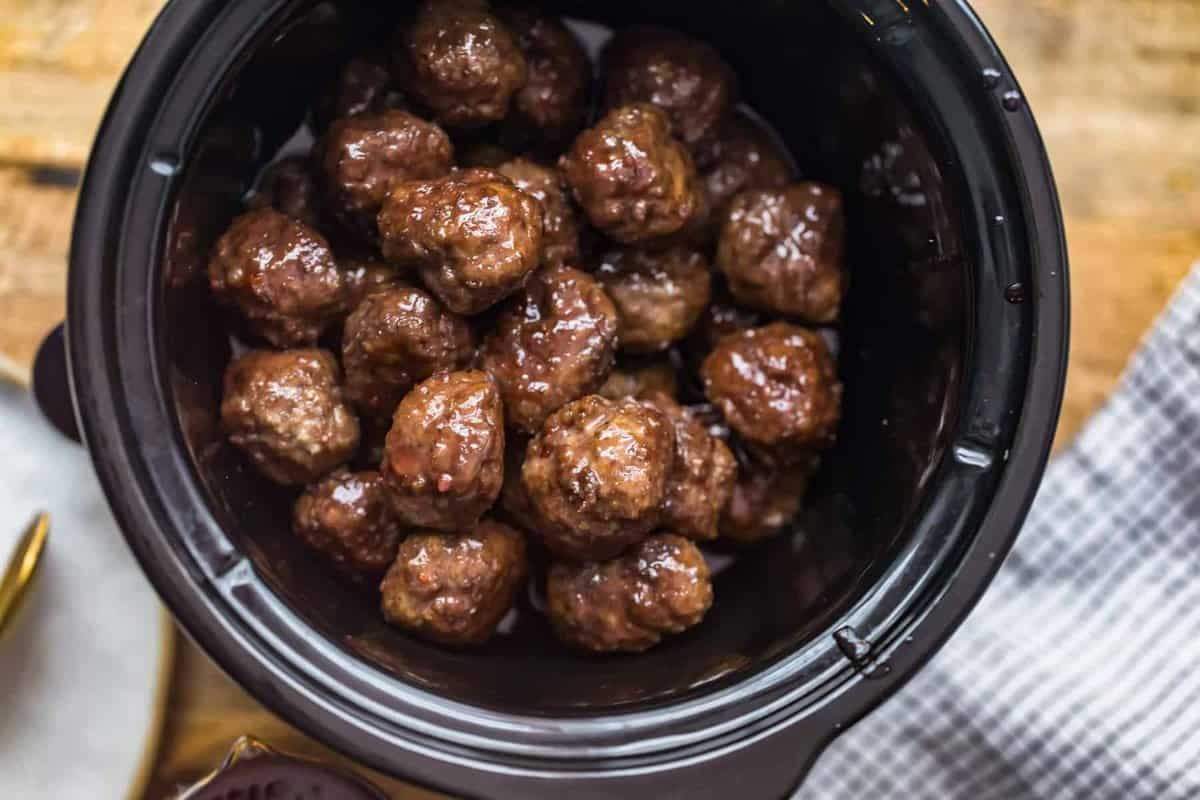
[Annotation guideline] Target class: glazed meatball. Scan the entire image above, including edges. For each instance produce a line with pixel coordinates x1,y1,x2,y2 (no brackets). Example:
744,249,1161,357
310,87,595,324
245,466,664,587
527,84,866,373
547,533,712,653
248,156,323,228
497,432,538,532
602,26,736,148
697,288,766,348
702,322,842,457
208,208,348,348
340,256,400,311
477,265,618,433
381,370,505,531
395,0,528,128
497,6,590,143
496,157,581,270
319,110,453,240
312,52,405,133
459,142,514,169
693,110,794,223
721,458,817,546
378,168,544,315
380,520,527,646
560,103,705,245
221,349,360,485
342,284,474,419
293,469,404,581
594,246,712,353
597,360,679,401
642,392,737,541
716,182,845,323
522,395,674,561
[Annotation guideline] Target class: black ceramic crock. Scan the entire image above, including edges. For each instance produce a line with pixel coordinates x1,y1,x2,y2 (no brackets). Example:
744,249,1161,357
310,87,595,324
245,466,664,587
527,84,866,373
52,0,1069,797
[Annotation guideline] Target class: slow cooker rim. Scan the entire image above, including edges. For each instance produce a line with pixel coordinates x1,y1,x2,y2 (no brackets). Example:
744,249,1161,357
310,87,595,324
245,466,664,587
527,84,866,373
65,0,1068,792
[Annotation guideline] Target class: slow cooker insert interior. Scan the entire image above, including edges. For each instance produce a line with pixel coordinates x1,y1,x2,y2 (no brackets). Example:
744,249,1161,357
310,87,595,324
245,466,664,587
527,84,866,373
162,0,966,714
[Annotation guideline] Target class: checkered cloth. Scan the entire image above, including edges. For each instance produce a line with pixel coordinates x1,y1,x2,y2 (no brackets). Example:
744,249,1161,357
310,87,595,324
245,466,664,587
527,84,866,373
801,264,1200,800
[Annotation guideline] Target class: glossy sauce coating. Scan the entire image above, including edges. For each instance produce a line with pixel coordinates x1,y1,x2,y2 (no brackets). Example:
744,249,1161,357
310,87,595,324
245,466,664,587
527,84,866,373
381,370,505,531
497,431,538,532
701,322,842,457
342,284,474,419
559,103,704,245
594,245,712,353
293,469,405,581
395,0,528,128
642,391,737,541
220,349,361,485
498,6,590,144
601,26,736,148
312,51,405,133
208,208,348,348
378,168,544,315
697,287,766,349
693,109,794,227
340,256,400,311
319,110,453,241
248,155,323,228
716,182,845,323
522,395,674,561
496,157,581,270
477,265,618,434
720,456,817,546
380,520,527,646
597,360,679,401
546,533,712,653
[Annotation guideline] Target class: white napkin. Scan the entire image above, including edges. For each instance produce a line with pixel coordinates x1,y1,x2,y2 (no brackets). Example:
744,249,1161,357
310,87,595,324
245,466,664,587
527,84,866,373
0,381,168,799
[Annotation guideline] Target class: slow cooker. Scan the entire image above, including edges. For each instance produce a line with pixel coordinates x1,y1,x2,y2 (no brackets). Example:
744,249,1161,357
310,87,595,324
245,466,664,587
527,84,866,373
49,0,1068,796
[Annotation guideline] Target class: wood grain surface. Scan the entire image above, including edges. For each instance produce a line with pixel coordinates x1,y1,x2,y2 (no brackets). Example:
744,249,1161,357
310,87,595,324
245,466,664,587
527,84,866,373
0,0,1197,797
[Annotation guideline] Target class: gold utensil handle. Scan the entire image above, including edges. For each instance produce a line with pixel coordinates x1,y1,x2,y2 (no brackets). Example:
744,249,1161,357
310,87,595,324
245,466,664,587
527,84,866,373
0,512,50,639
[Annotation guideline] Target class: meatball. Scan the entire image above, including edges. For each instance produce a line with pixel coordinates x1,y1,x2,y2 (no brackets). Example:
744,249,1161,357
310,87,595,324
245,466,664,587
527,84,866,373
522,395,674,561
381,370,505,531
319,110,453,241
697,288,766,348
293,469,404,581
642,392,737,541
378,168,544,315
546,533,712,653
496,157,581,270
248,156,323,228
721,457,817,545
380,520,527,646
497,432,538,533
559,103,705,245
701,322,842,457
221,349,360,485
395,0,528,129
594,246,712,353
597,360,679,401
477,265,618,433
693,110,794,226
716,182,845,323
340,256,400,311
312,51,405,133
459,142,514,169
497,6,590,143
342,284,474,419
601,26,736,148
208,208,348,348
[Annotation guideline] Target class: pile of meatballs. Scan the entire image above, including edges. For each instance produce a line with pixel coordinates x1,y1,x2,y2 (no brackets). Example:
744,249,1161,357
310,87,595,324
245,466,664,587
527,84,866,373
211,0,845,654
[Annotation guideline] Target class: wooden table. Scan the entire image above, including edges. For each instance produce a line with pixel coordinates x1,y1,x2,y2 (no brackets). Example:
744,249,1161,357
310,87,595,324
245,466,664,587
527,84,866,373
1,1,1197,796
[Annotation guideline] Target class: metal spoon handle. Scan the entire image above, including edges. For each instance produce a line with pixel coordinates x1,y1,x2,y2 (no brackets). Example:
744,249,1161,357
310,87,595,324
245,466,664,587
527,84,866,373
0,512,50,639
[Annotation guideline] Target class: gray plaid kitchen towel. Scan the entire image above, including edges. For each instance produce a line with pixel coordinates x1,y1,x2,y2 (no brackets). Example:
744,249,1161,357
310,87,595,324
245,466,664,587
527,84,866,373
801,264,1200,800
